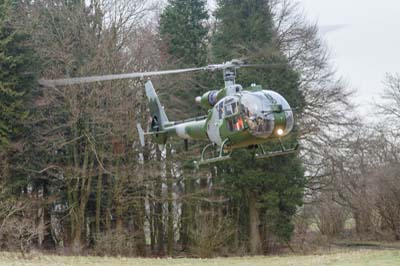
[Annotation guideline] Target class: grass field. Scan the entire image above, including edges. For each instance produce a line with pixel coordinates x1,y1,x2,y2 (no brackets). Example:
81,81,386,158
1,250,399,266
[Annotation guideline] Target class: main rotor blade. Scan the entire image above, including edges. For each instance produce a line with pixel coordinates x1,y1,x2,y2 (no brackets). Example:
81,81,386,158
240,63,286,69
39,67,204,87
38,61,287,88
320,24,347,35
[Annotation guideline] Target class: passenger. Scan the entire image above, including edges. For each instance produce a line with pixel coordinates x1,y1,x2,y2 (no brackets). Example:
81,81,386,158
236,117,244,130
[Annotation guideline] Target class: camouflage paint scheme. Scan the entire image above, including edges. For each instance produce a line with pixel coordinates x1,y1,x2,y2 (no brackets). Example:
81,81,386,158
145,81,291,152
39,60,297,164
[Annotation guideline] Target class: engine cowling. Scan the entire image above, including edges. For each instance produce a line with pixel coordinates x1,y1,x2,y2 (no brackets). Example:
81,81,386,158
196,90,219,109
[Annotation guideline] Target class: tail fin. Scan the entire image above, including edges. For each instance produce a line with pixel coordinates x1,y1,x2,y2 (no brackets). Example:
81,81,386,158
145,80,169,129
145,80,169,145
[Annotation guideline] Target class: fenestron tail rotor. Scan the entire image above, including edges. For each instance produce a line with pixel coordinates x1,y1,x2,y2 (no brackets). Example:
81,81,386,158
38,59,283,88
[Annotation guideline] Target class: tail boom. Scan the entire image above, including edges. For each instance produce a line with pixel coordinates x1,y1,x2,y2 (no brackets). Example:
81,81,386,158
165,120,208,141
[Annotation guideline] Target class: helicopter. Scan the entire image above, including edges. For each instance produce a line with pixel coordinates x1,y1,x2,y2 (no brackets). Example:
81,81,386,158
39,59,299,166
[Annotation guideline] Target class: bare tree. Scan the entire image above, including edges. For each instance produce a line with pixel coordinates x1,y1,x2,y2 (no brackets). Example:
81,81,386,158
378,73,400,120
271,0,358,200
0,197,43,257
12,0,160,254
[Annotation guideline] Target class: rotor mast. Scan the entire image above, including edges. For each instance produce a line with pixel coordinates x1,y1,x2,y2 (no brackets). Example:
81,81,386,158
223,67,236,88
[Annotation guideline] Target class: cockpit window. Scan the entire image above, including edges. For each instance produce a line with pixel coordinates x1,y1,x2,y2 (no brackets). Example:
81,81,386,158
264,91,290,109
227,116,244,132
225,102,238,116
240,91,275,137
224,97,239,117
217,102,224,119
240,91,274,117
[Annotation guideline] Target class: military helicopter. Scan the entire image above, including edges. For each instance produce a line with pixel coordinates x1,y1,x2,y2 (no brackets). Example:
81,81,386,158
39,59,299,166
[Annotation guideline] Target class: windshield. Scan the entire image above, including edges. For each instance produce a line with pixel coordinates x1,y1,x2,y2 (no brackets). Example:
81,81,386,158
241,91,274,116
240,90,294,137
241,92,275,137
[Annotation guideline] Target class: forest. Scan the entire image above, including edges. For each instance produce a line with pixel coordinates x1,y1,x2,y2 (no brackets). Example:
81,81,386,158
0,0,399,258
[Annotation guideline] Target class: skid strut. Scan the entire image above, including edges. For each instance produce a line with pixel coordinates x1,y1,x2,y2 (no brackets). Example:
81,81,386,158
195,139,232,167
255,139,299,160
194,139,300,168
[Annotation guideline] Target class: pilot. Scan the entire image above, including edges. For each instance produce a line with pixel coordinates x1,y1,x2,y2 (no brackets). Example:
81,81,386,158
245,116,256,131
256,117,264,132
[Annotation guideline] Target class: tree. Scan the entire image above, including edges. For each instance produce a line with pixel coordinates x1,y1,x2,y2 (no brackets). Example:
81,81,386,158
217,152,304,253
158,0,212,118
0,0,42,252
212,0,274,60
378,73,400,121
159,0,211,255
271,0,357,198
159,0,209,67
0,0,38,150
19,0,156,254
212,0,305,254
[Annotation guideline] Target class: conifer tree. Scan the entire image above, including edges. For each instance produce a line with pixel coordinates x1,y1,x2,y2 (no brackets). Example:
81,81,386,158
212,0,273,60
0,0,38,150
159,0,211,254
212,0,305,254
159,0,212,119
159,0,209,67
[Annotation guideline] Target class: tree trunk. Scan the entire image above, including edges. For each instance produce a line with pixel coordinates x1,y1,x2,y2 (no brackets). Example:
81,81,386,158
39,182,55,249
71,213,83,254
248,193,261,255
114,157,124,234
354,210,372,235
135,194,147,256
155,148,164,255
155,182,164,255
166,146,174,256
95,167,103,235
149,197,155,252
234,202,240,250
180,170,194,250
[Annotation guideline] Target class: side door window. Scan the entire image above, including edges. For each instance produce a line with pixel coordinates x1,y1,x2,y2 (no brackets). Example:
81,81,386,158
224,98,242,132
218,102,224,119
224,100,238,116
227,116,244,132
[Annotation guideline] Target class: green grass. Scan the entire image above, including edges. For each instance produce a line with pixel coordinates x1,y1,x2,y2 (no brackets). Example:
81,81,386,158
0,250,399,266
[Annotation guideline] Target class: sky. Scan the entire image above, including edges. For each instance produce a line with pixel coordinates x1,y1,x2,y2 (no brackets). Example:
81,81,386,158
295,0,400,116
208,0,400,117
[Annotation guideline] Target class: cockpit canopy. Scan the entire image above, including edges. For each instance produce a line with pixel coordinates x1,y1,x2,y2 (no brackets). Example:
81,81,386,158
240,90,294,138
214,90,294,138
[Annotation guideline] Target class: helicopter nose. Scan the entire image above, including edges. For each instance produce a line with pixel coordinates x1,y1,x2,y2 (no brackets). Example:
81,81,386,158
284,109,294,133
273,109,294,137
273,112,286,137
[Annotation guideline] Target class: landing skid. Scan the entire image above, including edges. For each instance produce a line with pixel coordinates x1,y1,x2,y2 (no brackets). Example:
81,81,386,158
255,139,299,160
194,139,232,167
194,139,300,168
